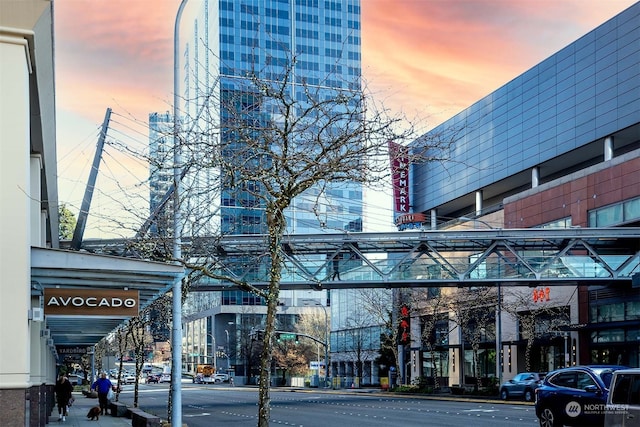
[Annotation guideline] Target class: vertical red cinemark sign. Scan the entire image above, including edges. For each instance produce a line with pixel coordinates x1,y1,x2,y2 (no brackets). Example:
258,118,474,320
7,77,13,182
399,304,410,345
389,141,410,214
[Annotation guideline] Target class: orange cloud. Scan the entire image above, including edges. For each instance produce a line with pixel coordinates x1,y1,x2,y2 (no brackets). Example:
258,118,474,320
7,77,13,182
53,0,637,236
362,0,637,122
55,0,177,124
54,0,637,127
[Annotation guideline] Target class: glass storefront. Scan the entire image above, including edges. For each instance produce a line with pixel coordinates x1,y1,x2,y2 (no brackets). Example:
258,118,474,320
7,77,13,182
588,288,640,368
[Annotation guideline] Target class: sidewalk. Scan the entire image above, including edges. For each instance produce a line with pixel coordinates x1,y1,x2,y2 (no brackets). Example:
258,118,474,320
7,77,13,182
48,392,131,426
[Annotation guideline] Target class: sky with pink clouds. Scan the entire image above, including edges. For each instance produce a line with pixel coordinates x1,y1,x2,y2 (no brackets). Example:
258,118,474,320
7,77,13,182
53,0,638,237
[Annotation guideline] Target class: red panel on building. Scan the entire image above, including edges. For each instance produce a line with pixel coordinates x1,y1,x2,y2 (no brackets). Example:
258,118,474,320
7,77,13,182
389,141,410,214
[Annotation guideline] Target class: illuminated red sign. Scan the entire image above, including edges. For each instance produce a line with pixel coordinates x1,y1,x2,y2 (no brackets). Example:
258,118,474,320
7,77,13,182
532,287,550,303
389,141,410,214
398,304,410,345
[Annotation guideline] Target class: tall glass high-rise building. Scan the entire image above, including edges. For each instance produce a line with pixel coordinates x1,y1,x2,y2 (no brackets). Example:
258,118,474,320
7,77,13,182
153,0,366,381
179,0,363,237
148,112,174,237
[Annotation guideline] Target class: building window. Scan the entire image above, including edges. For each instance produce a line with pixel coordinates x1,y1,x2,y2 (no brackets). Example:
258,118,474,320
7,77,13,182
541,217,572,228
588,196,640,227
590,329,625,343
590,300,640,323
422,350,449,380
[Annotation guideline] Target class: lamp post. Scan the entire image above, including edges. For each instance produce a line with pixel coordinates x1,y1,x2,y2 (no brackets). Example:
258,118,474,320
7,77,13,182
224,329,230,372
172,2,189,426
208,334,217,371
458,216,503,388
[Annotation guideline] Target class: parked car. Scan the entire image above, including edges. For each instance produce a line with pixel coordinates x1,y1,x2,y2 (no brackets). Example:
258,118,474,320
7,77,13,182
214,373,229,383
499,372,545,402
159,374,171,383
605,368,640,427
146,374,159,384
535,365,628,427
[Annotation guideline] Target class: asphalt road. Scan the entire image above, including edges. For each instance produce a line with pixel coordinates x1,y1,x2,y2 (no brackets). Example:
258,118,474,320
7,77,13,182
116,382,540,426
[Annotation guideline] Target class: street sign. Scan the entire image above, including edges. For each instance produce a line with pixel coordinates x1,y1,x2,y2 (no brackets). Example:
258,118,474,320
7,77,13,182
279,333,296,341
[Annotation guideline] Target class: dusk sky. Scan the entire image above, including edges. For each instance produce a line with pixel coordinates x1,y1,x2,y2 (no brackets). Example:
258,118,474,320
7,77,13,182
53,0,638,237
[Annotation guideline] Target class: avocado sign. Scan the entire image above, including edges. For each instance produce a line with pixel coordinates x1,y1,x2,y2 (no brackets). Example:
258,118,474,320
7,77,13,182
44,288,139,316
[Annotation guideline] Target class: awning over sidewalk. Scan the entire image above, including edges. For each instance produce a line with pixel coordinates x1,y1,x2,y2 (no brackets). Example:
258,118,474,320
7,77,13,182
31,247,184,348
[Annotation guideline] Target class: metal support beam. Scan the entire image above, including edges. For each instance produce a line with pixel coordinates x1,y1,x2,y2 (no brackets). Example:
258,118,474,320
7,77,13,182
73,228,640,290
70,108,112,250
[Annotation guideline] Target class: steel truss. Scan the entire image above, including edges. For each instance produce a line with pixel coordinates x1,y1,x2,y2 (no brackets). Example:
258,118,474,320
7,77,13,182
78,227,640,290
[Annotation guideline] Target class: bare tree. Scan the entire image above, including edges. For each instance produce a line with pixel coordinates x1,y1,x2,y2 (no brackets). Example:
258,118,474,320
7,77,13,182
236,308,266,385
272,336,307,384
501,287,572,372
413,288,451,389
169,64,449,424
448,287,496,391
98,34,455,424
127,312,154,408
294,310,330,377
295,310,328,347
113,326,130,401
356,289,397,382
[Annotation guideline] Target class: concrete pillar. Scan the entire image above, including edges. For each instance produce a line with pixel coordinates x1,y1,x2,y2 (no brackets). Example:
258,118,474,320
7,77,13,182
532,166,540,188
30,298,46,386
604,136,613,161
30,155,43,246
0,28,33,426
430,209,437,230
475,191,483,215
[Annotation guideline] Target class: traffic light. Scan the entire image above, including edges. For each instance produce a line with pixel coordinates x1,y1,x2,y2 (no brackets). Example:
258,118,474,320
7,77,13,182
275,332,281,342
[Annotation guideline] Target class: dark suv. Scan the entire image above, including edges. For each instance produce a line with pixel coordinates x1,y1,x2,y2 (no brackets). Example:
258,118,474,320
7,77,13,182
534,365,628,427
500,372,545,402
146,374,159,384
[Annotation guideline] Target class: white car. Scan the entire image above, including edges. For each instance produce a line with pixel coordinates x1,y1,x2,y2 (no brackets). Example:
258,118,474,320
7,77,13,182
213,373,229,383
121,374,137,384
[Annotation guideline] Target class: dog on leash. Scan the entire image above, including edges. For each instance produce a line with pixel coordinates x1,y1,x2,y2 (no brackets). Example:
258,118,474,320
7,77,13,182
87,406,101,420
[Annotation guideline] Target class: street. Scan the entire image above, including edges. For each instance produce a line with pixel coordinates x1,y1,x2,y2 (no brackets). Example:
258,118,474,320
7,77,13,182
115,383,539,426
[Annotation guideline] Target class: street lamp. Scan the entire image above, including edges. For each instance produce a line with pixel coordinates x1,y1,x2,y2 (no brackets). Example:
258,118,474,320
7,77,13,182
208,334,217,371
458,216,503,388
224,329,230,371
172,2,189,426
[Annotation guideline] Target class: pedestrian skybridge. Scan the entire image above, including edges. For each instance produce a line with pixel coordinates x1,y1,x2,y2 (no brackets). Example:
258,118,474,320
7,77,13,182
79,227,640,291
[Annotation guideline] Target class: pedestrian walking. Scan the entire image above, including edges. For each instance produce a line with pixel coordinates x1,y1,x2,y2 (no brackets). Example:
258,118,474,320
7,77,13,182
54,374,73,422
91,372,113,415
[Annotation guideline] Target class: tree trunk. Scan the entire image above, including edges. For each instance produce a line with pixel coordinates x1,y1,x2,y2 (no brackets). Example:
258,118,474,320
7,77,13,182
429,347,440,389
257,204,286,427
525,337,533,372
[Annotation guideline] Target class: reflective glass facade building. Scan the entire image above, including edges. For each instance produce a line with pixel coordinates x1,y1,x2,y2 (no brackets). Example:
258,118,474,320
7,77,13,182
407,3,640,386
148,112,174,237
167,0,365,381
412,2,639,221
180,0,363,237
